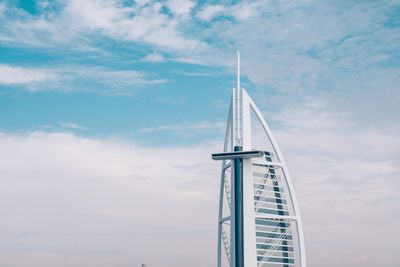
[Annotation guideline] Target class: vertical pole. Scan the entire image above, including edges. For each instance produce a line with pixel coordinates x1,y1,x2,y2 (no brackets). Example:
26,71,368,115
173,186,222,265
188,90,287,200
234,145,244,267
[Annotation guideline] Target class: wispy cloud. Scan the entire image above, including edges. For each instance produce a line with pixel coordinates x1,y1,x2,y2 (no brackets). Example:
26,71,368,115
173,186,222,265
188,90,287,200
0,0,206,51
0,64,58,86
167,0,196,19
175,71,219,77
141,52,166,63
197,2,262,22
139,121,225,136
2,0,397,95
59,122,87,131
0,64,167,94
197,5,226,21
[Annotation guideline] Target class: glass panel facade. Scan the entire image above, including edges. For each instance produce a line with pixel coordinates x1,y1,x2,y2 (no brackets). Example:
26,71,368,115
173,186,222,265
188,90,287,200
253,156,294,267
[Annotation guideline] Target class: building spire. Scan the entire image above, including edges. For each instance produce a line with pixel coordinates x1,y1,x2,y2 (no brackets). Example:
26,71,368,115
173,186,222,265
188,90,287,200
234,50,242,147
236,50,240,92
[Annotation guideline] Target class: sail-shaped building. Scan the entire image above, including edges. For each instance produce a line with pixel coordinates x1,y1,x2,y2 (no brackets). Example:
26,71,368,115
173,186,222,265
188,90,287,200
212,52,306,267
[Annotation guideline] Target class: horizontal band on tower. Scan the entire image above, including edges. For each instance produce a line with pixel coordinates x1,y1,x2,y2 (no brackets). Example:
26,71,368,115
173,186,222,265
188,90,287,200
212,150,265,160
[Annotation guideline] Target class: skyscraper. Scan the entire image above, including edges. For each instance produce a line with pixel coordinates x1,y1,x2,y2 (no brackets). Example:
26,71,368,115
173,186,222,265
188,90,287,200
212,52,306,267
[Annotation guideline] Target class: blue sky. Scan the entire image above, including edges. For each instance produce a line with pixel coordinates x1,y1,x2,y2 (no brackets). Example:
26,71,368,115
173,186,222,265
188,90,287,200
2,0,397,145
0,1,399,267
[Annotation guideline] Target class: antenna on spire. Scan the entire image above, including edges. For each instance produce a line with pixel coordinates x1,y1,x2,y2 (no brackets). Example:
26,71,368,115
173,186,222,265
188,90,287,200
234,50,242,147
236,50,240,92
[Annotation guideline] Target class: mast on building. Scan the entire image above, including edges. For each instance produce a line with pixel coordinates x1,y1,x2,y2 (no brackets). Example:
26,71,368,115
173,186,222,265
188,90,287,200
212,52,306,267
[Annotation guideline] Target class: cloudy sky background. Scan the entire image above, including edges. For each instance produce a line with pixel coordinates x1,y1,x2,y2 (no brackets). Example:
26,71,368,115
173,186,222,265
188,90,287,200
0,0,399,266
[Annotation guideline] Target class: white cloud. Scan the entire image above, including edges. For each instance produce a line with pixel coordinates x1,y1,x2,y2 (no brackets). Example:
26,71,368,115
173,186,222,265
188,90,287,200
0,131,219,267
0,0,205,51
0,64,167,93
231,1,262,21
167,0,196,18
197,2,261,22
86,68,168,88
139,121,225,137
59,122,87,131
141,52,165,62
170,56,210,65
0,64,59,86
197,5,226,21
62,0,125,31
186,1,400,94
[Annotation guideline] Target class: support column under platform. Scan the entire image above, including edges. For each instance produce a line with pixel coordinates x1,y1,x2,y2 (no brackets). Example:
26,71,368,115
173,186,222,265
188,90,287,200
234,146,244,267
